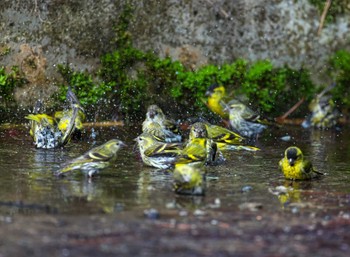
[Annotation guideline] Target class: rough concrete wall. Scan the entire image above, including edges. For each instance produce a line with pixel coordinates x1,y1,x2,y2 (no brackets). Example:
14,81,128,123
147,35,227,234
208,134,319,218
0,0,350,107
130,0,350,78
0,0,119,106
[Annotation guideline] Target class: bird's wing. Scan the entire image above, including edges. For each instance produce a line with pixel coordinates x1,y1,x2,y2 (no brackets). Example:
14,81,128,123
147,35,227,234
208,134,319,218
144,143,180,158
60,107,78,146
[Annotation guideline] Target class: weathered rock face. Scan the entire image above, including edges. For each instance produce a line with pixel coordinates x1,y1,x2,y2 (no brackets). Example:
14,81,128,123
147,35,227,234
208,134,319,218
130,0,350,78
0,0,349,107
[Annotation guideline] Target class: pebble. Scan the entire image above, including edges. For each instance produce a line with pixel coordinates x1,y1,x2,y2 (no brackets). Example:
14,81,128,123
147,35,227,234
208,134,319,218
280,135,292,142
241,185,253,193
143,208,160,220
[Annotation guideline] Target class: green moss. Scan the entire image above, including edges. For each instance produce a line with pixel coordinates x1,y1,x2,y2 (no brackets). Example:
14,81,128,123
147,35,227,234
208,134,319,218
0,66,26,103
0,66,27,122
57,64,114,106
329,50,350,108
55,3,346,122
56,43,318,120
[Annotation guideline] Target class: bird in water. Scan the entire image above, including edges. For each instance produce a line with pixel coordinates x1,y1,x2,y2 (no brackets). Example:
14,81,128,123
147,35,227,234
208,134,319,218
302,83,340,130
279,146,323,180
226,101,267,138
55,139,125,177
173,164,205,196
142,104,182,142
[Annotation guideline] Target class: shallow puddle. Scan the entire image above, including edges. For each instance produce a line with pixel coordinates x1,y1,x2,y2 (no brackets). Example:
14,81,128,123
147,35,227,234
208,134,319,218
0,124,349,256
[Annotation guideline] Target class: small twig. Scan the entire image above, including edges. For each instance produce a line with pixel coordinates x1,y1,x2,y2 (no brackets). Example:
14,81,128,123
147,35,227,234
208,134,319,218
277,98,305,121
317,0,332,36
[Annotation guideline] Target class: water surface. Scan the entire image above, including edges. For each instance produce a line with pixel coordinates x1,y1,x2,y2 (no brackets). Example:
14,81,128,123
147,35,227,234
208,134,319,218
0,124,349,256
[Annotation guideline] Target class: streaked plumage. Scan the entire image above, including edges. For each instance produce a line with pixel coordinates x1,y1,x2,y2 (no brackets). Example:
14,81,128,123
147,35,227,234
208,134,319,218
136,132,182,169
25,114,63,149
205,123,260,152
302,84,339,129
25,88,81,149
173,164,205,195
205,84,260,121
56,139,125,177
279,146,323,180
55,87,86,135
176,122,219,167
142,121,168,142
25,108,77,149
227,102,267,138
142,104,181,142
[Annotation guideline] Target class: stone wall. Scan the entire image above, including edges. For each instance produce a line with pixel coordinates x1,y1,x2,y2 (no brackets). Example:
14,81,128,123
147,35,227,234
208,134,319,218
0,0,349,107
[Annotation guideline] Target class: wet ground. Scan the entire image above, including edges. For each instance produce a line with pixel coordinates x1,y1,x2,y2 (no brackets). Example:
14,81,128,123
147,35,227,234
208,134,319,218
0,124,349,257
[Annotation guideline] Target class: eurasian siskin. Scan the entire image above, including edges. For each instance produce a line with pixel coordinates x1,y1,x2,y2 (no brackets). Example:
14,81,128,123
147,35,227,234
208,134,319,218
302,83,340,129
205,83,229,119
205,84,261,120
142,104,182,142
204,122,260,152
279,146,323,180
25,88,81,149
173,164,205,195
56,87,86,136
135,132,182,169
56,139,125,177
25,113,63,149
227,102,267,138
176,122,219,167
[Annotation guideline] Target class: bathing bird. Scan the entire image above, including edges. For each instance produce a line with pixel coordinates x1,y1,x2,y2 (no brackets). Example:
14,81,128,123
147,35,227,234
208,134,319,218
279,146,323,180
227,101,267,138
173,164,205,195
56,139,125,177
135,132,182,169
142,104,182,142
176,122,219,168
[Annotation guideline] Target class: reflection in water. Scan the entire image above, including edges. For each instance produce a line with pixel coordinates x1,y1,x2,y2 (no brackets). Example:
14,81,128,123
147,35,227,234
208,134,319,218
269,178,328,213
0,126,349,216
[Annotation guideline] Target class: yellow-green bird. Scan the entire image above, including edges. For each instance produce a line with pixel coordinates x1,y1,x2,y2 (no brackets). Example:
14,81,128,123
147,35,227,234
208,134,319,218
279,146,323,180
25,113,63,149
205,83,229,119
176,122,219,167
56,87,86,135
173,164,205,195
135,132,182,169
142,104,182,142
227,101,267,138
56,139,125,177
204,123,260,152
142,121,168,142
205,83,259,119
25,94,78,149
302,83,339,129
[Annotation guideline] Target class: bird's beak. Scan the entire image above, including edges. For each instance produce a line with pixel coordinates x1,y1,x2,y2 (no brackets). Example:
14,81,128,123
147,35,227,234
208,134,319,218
288,158,295,166
205,91,211,97
120,141,127,147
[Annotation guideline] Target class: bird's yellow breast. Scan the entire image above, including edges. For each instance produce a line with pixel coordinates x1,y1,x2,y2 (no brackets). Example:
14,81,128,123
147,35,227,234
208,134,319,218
207,98,228,118
280,158,305,180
